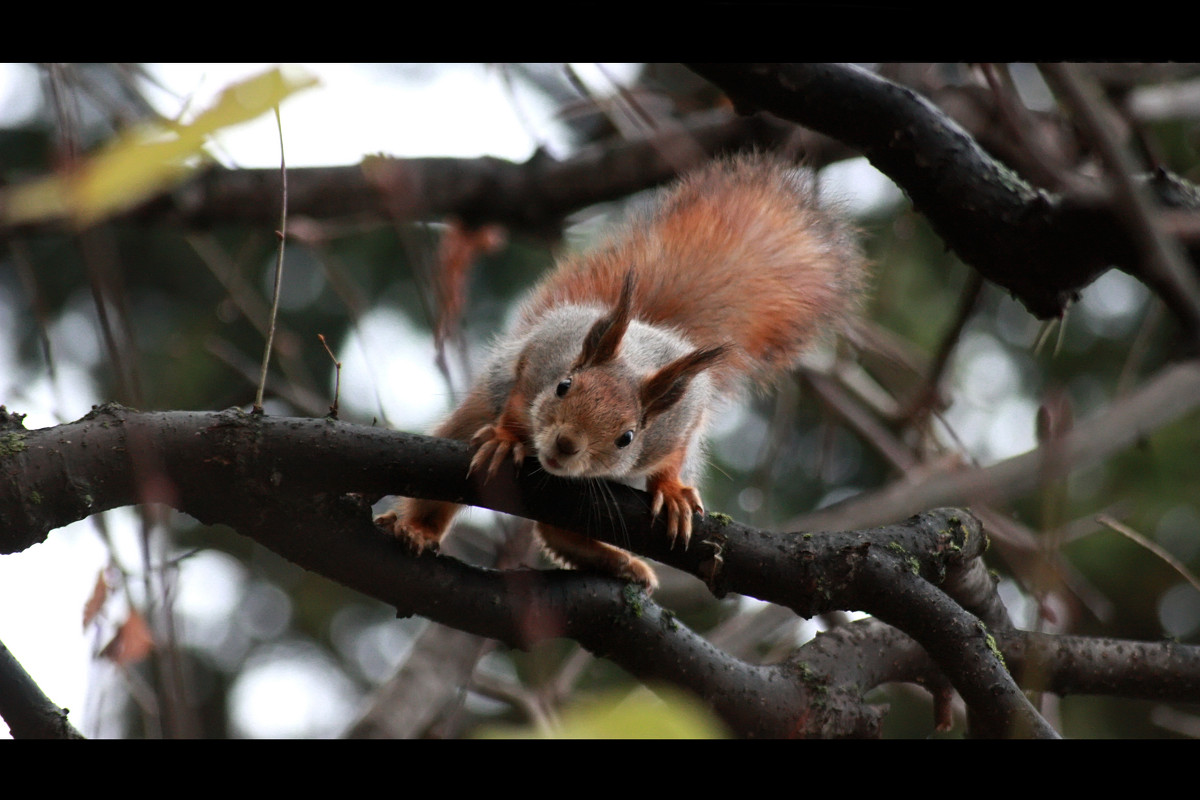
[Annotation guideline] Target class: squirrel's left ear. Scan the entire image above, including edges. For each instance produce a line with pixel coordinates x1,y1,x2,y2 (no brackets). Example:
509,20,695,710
575,270,636,369
640,344,729,422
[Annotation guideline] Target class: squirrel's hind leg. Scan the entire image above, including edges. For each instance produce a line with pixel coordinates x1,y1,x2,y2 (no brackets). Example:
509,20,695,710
376,387,500,552
377,497,460,553
536,524,659,592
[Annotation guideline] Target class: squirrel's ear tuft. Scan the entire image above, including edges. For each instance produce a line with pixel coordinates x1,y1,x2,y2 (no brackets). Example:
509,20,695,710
640,344,729,422
576,269,636,369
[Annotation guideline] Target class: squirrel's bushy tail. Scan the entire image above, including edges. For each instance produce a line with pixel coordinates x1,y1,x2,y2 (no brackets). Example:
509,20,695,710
519,154,868,393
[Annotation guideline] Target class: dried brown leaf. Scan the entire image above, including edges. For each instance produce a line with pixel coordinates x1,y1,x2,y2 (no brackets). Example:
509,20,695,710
435,218,506,346
83,570,109,630
100,608,155,665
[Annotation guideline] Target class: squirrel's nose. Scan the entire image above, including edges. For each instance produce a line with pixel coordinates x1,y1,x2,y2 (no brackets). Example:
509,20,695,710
555,433,579,456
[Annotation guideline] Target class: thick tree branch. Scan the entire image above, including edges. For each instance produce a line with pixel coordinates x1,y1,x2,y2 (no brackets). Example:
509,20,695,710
0,109,805,241
999,630,1200,701
12,403,1196,737
0,405,882,736
1038,62,1200,339
0,638,85,739
4,405,1200,735
684,63,1200,331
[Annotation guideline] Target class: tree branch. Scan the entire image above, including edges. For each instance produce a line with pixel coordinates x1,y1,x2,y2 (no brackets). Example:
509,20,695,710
684,63,1200,331
0,109,805,242
794,358,1200,533
5,403,1193,737
0,638,85,739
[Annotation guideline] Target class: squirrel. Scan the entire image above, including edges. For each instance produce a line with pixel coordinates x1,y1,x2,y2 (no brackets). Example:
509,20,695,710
378,153,867,592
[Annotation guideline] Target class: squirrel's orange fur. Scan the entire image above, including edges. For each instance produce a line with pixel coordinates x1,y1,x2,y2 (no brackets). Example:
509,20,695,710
379,154,867,592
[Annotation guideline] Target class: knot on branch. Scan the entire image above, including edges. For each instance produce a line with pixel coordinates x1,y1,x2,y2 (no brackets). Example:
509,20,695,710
0,406,27,432
82,401,136,422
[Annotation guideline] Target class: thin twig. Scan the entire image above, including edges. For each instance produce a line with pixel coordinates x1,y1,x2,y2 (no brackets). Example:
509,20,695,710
977,64,1070,192
318,334,341,419
205,336,328,416
1116,298,1164,397
899,271,984,424
46,66,144,406
1096,514,1200,595
1039,63,1200,343
804,369,918,474
255,106,288,413
8,240,60,409
794,359,1200,533
1032,307,1069,358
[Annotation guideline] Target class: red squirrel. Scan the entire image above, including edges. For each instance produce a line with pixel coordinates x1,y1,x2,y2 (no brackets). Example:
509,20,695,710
378,154,867,591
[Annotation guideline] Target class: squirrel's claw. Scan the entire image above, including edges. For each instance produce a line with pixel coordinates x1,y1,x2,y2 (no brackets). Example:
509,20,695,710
469,424,525,480
620,558,660,592
375,509,440,554
650,483,704,549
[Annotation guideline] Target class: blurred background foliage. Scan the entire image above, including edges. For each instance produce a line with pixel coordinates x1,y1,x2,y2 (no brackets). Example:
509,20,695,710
1,63,1199,738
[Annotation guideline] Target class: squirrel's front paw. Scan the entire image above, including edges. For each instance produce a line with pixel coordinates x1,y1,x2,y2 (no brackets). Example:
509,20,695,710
649,478,704,549
375,509,441,554
469,423,526,480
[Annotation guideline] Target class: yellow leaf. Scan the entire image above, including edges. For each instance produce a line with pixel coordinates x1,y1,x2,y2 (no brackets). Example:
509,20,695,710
477,686,729,739
71,132,202,225
3,65,318,227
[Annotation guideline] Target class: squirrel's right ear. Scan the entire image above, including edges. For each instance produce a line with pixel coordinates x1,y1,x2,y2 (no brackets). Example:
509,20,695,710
575,270,636,369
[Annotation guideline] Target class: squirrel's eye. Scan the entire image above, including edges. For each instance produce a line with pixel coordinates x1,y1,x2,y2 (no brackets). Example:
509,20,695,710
556,378,572,397
615,430,635,448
